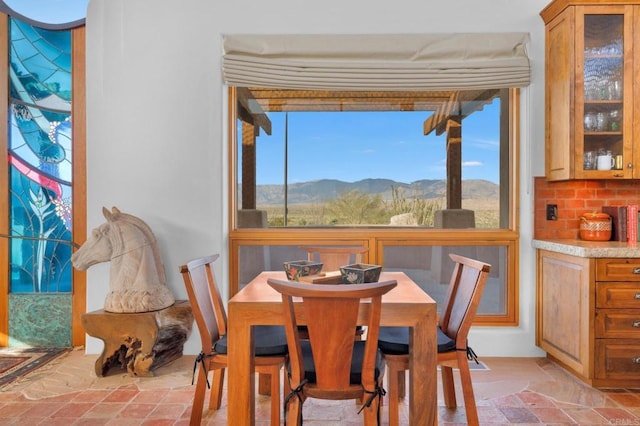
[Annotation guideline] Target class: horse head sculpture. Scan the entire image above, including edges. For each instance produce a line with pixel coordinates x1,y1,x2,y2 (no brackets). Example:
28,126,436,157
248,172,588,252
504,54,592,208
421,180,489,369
71,206,175,313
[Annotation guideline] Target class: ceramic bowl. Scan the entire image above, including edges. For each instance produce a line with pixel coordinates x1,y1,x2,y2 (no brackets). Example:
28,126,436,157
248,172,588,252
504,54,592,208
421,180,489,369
283,260,323,281
339,264,382,284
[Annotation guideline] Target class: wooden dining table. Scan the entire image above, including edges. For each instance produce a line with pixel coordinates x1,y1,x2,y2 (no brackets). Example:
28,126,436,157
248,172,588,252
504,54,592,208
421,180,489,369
227,271,438,425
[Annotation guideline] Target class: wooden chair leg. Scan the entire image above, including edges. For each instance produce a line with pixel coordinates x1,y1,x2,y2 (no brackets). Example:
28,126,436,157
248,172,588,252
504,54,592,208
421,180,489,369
387,365,400,426
269,365,281,426
458,355,479,426
283,367,292,395
397,368,406,399
285,396,303,426
190,366,208,425
258,373,271,395
441,365,457,408
362,392,381,426
209,368,225,410
383,354,409,426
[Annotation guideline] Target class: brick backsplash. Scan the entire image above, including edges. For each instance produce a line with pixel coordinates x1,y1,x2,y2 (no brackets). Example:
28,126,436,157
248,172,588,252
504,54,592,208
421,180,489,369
534,177,640,239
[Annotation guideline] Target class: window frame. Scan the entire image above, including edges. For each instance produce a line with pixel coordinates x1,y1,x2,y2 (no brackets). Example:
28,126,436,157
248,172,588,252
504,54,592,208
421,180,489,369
227,87,520,326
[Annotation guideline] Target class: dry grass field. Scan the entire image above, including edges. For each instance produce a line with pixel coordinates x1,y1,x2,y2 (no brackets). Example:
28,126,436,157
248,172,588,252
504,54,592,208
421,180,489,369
258,197,500,228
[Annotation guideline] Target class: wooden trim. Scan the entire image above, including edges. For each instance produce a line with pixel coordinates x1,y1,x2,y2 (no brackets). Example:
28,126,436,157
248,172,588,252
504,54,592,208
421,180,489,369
71,25,87,347
227,88,520,326
229,229,518,325
230,227,518,241
228,86,239,279
540,0,640,24
0,14,9,347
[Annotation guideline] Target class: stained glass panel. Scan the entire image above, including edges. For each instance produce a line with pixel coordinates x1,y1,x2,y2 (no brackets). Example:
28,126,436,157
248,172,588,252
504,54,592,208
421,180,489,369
8,18,73,293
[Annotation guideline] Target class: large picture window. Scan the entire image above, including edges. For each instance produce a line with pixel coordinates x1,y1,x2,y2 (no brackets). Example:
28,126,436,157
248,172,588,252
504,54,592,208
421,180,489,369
235,89,511,230
225,33,527,326
229,87,520,325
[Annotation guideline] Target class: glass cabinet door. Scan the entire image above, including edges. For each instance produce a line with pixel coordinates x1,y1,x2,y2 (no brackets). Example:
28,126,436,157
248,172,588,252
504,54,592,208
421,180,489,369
580,12,628,177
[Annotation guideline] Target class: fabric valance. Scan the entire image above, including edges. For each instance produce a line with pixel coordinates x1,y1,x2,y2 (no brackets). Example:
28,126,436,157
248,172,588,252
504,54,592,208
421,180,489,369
222,33,530,91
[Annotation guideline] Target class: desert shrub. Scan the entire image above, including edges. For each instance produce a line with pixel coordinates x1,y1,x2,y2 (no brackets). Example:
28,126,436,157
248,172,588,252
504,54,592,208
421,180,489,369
326,189,390,225
387,186,443,226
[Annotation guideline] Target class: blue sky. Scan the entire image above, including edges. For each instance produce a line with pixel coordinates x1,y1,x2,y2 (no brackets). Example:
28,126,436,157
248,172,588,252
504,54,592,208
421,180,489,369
3,0,88,24
253,99,501,185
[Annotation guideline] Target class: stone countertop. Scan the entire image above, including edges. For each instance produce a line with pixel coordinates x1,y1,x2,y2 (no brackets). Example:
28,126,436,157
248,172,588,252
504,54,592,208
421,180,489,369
532,239,640,258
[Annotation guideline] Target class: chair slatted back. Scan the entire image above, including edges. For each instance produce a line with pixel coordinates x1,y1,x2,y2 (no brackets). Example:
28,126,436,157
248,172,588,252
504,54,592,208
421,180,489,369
301,246,369,271
439,253,491,348
267,278,396,393
179,254,227,354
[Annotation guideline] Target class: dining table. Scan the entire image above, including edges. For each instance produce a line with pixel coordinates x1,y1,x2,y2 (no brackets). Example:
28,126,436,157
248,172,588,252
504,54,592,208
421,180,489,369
227,270,438,425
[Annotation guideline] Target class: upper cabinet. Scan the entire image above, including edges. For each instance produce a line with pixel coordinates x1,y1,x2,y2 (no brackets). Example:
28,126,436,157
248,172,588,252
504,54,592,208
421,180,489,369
541,1,636,181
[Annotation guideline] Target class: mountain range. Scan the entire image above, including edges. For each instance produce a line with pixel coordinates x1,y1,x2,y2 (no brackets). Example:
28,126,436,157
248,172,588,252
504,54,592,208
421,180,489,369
245,178,499,205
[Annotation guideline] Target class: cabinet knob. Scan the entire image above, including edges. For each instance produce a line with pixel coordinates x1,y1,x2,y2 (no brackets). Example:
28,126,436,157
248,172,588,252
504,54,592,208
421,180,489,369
633,320,640,328
635,293,640,299
633,357,640,364
633,267,640,274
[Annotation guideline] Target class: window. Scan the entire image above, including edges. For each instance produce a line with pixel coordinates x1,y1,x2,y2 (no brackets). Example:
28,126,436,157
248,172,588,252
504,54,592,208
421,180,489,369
229,87,519,325
225,33,528,326
235,89,510,229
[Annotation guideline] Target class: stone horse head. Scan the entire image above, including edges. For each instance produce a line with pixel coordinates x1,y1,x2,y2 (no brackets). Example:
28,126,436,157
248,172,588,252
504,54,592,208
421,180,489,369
71,206,175,313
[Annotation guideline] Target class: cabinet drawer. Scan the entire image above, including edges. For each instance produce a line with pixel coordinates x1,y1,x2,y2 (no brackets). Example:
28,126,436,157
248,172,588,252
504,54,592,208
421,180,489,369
595,309,640,338
596,282,640,308
595,340,640,380
596,259,640,281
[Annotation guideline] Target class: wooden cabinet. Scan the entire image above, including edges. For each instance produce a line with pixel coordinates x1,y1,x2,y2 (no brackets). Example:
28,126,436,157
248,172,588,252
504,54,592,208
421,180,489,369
536,250,593,381
537,250,640,387
541,1,636,180
594,258,640,384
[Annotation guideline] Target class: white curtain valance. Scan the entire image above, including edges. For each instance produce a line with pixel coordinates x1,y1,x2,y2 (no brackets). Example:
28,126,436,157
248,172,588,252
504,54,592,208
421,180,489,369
222,33,530,91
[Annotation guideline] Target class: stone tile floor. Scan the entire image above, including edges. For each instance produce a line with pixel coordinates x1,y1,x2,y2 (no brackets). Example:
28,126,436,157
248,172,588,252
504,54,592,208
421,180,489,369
1,348,640,425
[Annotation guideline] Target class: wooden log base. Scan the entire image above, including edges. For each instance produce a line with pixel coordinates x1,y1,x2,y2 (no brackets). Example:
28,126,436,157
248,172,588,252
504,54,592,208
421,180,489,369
81,300,193,377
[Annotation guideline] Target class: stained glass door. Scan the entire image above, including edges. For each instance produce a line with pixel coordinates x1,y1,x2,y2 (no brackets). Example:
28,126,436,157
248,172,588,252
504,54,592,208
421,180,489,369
3,17,76,347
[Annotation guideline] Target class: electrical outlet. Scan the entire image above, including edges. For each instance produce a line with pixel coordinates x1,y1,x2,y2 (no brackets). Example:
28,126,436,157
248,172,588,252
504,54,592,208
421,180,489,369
546,204,558,221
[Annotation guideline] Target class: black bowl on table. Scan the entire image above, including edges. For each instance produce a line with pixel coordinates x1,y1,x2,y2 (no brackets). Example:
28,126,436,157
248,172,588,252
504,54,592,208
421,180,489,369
339,264,382,284
283,260,323,281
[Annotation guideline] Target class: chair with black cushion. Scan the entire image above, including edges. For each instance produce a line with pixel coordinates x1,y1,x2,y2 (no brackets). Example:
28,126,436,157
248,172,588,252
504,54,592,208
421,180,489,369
377,253,491,426
267,278,397,426
180,254,288,425
299,245,370,340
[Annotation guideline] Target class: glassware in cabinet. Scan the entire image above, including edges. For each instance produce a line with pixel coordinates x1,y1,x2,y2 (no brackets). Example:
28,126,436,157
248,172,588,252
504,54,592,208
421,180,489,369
582,14,624,174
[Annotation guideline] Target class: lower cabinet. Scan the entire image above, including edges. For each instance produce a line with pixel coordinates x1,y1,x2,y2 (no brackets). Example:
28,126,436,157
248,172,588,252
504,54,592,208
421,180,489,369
537,249,640,387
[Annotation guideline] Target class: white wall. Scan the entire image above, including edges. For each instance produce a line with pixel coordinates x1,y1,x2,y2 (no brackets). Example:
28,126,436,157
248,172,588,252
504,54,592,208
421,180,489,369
84,0,549,356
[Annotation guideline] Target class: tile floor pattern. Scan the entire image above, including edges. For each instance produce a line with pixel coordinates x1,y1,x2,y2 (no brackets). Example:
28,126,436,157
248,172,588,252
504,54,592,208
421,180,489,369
1,349,640,425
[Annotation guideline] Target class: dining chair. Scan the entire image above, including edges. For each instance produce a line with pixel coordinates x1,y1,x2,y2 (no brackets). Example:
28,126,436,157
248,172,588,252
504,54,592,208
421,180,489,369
300,245,370,271
377,253,491,426
298,245,371,340
180,254,288,425
267,278,397,426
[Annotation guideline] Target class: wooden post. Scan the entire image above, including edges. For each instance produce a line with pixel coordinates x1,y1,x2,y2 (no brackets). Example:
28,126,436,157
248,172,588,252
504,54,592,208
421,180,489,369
241,122,257,210
446,116,462,209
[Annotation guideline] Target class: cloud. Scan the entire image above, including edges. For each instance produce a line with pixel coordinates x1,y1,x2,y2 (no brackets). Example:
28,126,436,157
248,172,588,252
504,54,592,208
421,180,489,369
462,161,483,167
466,137,498,150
